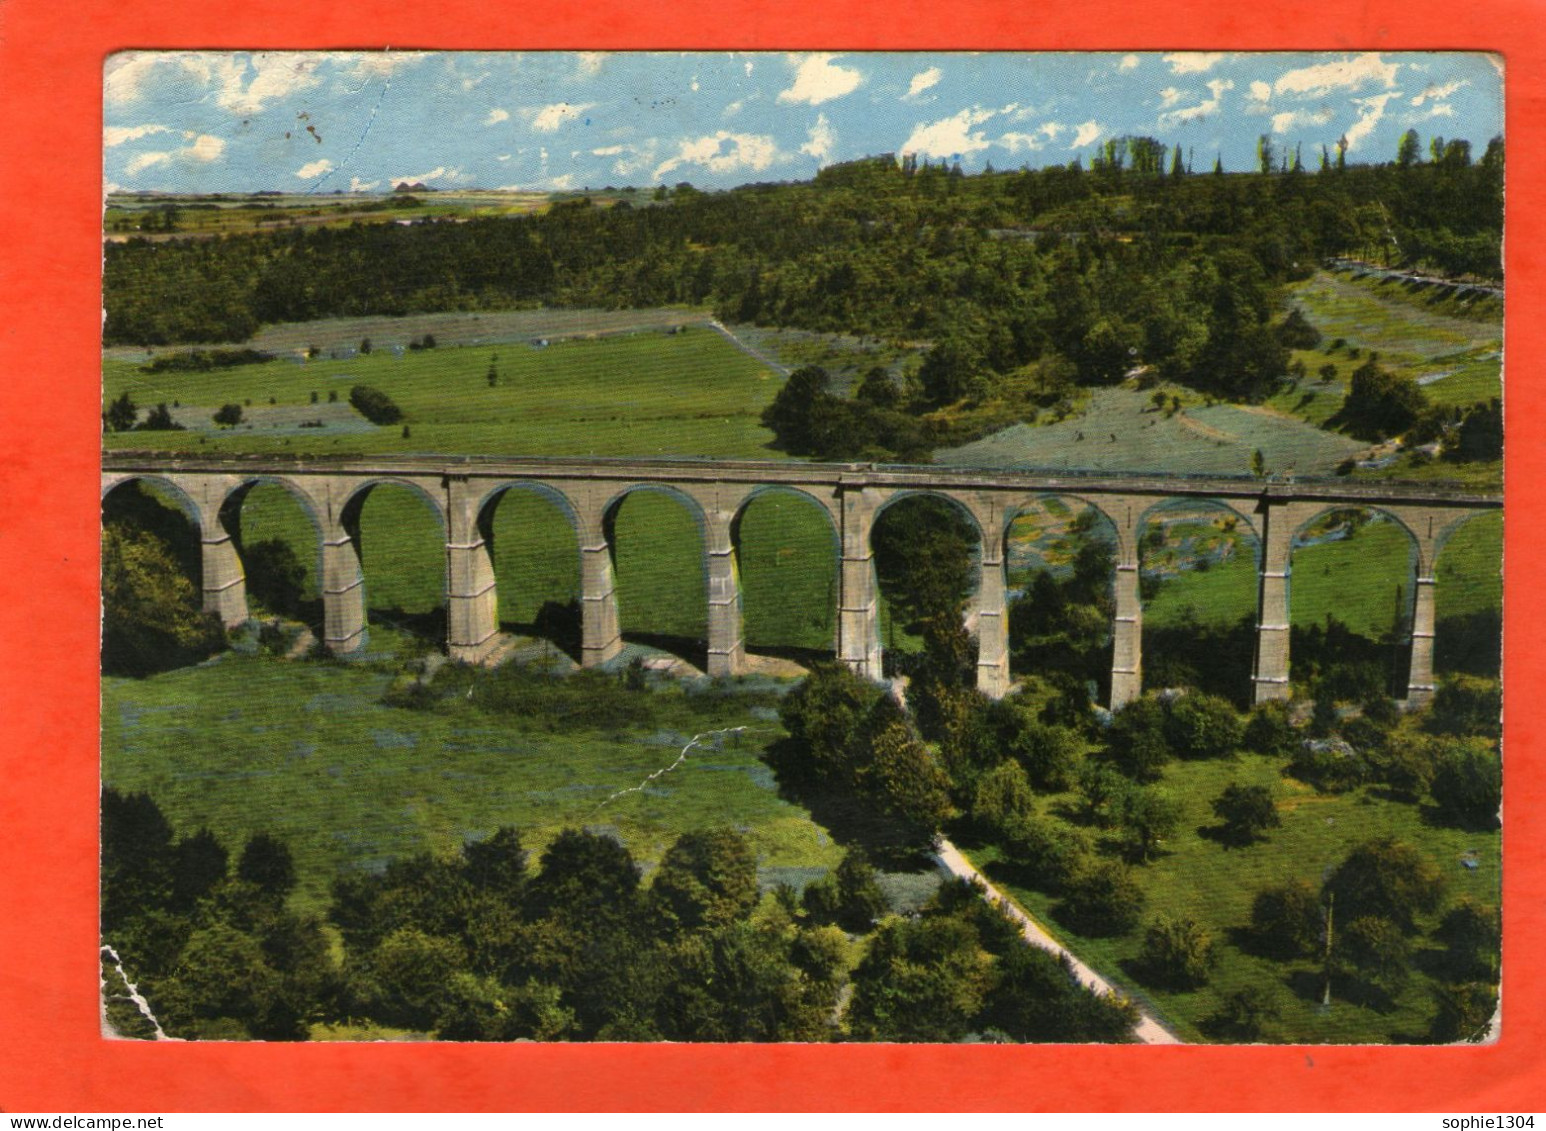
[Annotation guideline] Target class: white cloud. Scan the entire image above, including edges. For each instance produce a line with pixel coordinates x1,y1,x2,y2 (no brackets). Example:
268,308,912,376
529,102,595,132
1274,53,1398,97
905,66,942,100
745,61,755,77
1119,54,1141,71
104,123,172,147
801,114,836,163
1160,79,1233,125
1271,108,1334,134
485,108,509,125
723,99,744,118
1163,52,1226,75
592,142,656,177
902,107,998,158
1412,79,1467,107
1249,80,1272,102
1070,121,1102,148
123,133,224,175
654,132,780,180
497,154,512,162
1344,91,1400,151
1158,87,1184,110
777,53,862,106
349,177,380,192
1039,121,1065,141
339,51,433,83
104,53,200,105
576,52,608,76
391,166,471,185
213,53,326,115
295,158,334,179
1418,103,1457,119
998,132,1045,153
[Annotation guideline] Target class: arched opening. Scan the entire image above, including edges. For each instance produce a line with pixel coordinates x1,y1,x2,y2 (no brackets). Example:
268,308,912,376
1434,511,1502,679
342,481,448,653
1289,508,1418,700
102,478,222,676
871,492,982,681
606,487,709,671
224,479,324,631
733,488,839,666
1138,499,1260,706
1002,496,1117,704
480,484,583,663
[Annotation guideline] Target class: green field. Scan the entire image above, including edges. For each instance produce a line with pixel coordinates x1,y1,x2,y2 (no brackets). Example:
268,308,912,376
102,648,842,915
104,327,785,459
966,746,1500,1044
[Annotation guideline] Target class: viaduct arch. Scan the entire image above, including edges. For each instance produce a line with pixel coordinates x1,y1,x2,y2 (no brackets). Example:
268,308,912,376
102,454,1500,708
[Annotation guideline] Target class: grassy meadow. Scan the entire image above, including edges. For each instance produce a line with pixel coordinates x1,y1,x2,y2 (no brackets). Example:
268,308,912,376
104,325,784,459
101,645,844,917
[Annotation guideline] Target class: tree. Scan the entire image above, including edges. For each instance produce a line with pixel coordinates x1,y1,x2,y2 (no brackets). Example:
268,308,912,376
1058,858,1145,936
649,828,760,932
1116,786,1182,862
1211,783,1281,846
802,849,887,933
1276,308,1322,350
1435,900,1501,983
1257,135,1276,176
101,524,225,677
106,391,139,432
237,832,297,900
1106,696,1172,781
1339,359,1425,439
349,384,403,425
1250,879,1323,958
1206,985,1282,1041
461,826,528,901
970,759,1037,840
1397,128,1423,168
847,914,993,1041
1429,981,1498,1043
138,402,183,431
1429,743,1501,829
242,539,307,617
759,365,839,455
213,402,244,427
863,718,955,836
1334,914,1411,1000
1325,838,1445,934
1139,915,1217,989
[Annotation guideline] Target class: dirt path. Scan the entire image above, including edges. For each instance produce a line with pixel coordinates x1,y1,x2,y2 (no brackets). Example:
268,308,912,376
933,836,1182,1045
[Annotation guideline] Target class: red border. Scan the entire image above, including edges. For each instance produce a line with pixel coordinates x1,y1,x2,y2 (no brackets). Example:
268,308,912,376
0,0,1541,1112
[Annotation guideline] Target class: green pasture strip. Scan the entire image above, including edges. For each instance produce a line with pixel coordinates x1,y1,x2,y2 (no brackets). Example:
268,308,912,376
612,491,709,643
104,328,785,459
102,654,838,916
973,748,1499,1044
1144,554,1259,630
486,488,581,628
1289,519,1416,640
1435,512,1503,622
736,492,840,654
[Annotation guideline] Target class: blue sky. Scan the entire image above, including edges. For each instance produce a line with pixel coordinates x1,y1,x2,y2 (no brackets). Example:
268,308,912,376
103,51,1503,194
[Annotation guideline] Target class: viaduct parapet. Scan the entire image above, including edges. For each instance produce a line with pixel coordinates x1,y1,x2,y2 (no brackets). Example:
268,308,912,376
102,453,1502,708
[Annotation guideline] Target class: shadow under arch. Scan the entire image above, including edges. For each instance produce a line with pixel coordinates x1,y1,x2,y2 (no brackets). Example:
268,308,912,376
603,483,710,671
731,485,841,666
1288,504,1420,698
999,493,1119,704
219,476,327,626
1432,509,1503,678
102,475,205,586
1136,496,1263,707
476,480,585,662
339,478,451,652
869,489,984,678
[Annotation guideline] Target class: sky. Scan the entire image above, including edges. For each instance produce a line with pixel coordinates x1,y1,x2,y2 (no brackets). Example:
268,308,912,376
103,51,1504,194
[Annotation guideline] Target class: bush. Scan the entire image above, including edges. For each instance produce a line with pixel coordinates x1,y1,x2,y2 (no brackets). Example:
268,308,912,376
1243,700,1296,756
1429,982,1498,1043
1205,986,1282,1041
1427,676,1501,739
971,760,1037,840
1276,309,1323,350
1139,915,1217,989
1250,879,1323,959
1106,696,1171,781
1429,742,1501,829
349,384,404,425
1325,837,1445,934
1288,738,1369,793
213,403,244,427
1165,692,1244,759
1211,783,1280,846
1057,858,1145,936
801,850,887,934
1334,915,1411,1001
1000,815,1092,894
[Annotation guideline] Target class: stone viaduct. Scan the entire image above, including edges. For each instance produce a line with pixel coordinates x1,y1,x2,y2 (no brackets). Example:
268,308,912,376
102,453,1501,707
